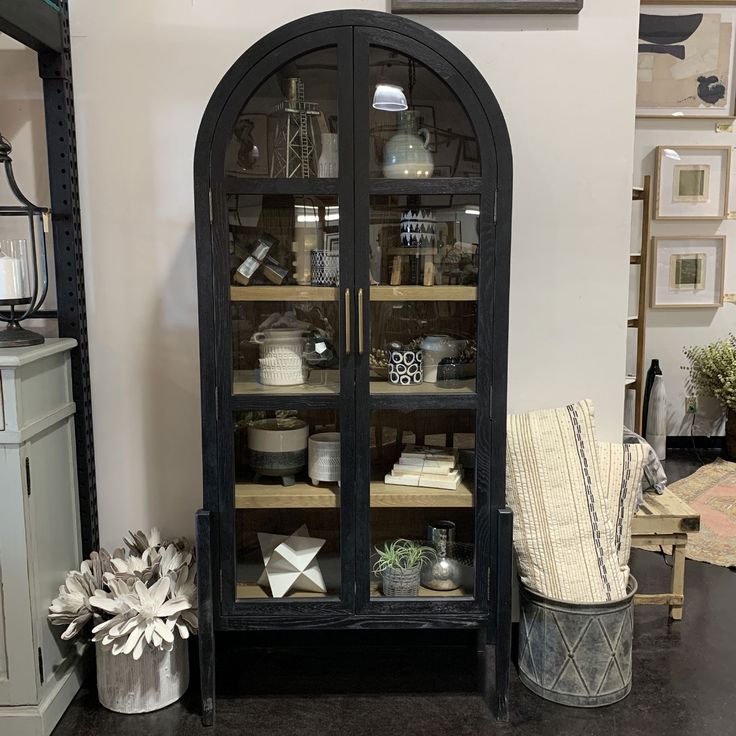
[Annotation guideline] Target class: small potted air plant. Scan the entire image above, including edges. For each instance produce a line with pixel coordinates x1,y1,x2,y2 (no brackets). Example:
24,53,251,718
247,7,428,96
48,528,197,714
373,538,436,597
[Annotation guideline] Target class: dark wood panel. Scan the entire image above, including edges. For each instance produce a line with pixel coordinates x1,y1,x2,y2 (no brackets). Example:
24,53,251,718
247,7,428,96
0,0,62,52
391,0,583,13
225,176,339,195
368,177,483,195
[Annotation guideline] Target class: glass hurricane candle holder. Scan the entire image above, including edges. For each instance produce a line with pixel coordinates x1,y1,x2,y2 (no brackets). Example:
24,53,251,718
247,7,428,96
0,133,49,347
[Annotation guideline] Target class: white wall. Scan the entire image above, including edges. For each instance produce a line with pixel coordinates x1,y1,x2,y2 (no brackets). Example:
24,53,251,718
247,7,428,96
633,121,736,438
1,0,640,547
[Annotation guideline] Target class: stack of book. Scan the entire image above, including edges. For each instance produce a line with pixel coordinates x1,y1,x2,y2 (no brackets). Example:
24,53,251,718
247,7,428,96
384,446,462,490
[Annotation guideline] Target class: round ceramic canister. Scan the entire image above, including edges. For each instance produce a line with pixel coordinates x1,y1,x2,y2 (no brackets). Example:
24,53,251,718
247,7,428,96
308,432,341,485
388,348,423,385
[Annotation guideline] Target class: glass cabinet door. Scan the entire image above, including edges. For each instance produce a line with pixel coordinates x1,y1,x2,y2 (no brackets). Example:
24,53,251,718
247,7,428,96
219,37,355,610
354,35,492,609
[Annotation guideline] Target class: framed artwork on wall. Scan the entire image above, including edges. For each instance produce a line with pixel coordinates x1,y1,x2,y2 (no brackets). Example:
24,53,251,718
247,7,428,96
638,3,736,118
650,236,726,307
654,145,731,219
391,1,583,13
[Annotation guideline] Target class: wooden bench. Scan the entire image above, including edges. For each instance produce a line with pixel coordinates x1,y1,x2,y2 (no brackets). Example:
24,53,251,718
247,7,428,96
631,488,700,621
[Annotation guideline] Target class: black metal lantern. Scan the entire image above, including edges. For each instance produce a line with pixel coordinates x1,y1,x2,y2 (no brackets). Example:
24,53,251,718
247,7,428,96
0,133,49,347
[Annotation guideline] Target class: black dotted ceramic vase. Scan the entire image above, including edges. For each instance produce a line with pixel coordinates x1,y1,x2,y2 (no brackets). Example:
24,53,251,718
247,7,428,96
388,348,423,385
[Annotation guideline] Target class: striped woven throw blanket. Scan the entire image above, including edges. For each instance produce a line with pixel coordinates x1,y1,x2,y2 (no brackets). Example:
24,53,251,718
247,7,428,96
507,399,642,603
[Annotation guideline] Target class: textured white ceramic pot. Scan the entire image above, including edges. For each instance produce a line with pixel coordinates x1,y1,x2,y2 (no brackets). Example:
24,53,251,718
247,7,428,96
96,638,189,714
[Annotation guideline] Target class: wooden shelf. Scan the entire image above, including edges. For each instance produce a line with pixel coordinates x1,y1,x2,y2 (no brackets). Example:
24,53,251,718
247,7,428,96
370,581,472,598
235,478,474,509
229,285,476,302
625,375,637,387
370,378,475,396
236,556,472,599
233,370,340,395
231,286,338,302
370,286,476,302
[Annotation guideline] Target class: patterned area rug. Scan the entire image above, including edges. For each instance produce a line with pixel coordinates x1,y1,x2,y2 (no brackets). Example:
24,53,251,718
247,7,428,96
669,458,736,568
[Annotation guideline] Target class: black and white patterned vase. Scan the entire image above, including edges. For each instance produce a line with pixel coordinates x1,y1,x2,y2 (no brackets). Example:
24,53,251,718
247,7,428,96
310,250,339,286
388,348,423,385
400,208,437,249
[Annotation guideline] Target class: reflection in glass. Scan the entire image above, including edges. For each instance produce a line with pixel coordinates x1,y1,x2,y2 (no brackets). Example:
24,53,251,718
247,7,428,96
370,47,479,178
227,48,338,178
228,195,340,393
369,408,476,598
234,409,341,600
369,195,479,287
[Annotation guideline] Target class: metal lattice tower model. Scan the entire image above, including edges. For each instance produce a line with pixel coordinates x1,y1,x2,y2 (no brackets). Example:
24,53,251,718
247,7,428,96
270,77,320,178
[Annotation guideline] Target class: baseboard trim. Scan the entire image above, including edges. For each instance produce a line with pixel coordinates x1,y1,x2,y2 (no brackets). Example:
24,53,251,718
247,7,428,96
667,435,725,450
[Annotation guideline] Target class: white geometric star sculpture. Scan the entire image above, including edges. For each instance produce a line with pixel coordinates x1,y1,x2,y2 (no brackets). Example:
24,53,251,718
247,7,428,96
257,524,327,598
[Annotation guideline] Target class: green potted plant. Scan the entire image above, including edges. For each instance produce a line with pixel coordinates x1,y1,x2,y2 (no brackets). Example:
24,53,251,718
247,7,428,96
373,538,435,597
683,333,736,460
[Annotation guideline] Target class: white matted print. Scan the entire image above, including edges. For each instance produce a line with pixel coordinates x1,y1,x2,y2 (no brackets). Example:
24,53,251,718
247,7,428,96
651,236,726,308
638,5,736,117
655,145,731,219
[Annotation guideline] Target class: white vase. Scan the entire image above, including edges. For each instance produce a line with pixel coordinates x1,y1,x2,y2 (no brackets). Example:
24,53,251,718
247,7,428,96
318,132,339,178
382,110,434,179
645,374,667,461
95,638,189,714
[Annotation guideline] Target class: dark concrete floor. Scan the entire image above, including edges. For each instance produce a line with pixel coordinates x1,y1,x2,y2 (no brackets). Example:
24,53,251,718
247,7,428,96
52,451,735,736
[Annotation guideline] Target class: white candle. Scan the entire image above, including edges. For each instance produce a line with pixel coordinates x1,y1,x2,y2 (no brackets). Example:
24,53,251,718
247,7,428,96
0,251,27,301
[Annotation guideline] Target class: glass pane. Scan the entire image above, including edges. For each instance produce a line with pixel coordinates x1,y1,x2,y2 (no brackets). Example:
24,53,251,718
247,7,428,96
370,408,476,598
234,409,341,600
369,47,479,179
368,194,478,395
228,194,340,394
227,47,338,178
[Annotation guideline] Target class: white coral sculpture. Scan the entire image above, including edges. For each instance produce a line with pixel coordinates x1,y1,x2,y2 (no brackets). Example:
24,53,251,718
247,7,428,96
49,529,198,658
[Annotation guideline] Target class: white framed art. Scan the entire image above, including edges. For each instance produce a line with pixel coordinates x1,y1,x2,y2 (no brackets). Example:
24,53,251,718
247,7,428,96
650,236,726,308
655,145,731,219
638,3,736,118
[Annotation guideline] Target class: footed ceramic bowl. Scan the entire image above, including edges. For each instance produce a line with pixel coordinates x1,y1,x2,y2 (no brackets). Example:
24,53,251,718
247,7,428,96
247,418,308,486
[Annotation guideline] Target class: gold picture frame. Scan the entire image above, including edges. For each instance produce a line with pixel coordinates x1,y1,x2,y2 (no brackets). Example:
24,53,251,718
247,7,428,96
651,236,726,308
655,145,731,220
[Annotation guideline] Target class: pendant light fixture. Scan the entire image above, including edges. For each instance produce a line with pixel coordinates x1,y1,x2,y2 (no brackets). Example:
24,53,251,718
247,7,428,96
372,83,407,112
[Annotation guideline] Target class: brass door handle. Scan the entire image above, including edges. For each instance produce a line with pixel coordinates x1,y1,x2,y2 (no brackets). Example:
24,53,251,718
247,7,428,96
358,288,365,355
344,288,351,355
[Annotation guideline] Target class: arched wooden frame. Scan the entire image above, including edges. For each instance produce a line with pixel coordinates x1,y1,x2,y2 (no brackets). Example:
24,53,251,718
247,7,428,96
194,9,514,723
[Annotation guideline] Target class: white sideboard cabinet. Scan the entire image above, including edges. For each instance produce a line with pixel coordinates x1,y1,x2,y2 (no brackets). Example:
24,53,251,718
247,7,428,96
0,338,85,736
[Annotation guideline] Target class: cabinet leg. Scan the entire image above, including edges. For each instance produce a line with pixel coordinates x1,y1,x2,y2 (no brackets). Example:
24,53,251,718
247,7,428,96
196,509,216,726
494,508,514,721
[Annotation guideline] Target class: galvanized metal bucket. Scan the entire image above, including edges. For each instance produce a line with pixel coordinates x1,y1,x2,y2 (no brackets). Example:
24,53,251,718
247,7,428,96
518,577,637,707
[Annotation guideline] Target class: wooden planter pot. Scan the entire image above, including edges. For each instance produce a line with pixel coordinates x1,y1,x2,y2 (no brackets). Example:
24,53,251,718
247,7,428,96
96,638,189,714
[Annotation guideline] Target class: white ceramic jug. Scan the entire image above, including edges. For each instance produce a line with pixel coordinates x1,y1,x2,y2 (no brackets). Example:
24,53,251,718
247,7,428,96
382,110,434,179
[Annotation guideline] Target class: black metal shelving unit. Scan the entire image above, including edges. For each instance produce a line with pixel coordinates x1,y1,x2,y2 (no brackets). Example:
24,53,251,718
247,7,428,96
195,9,514,725
0,0,98,554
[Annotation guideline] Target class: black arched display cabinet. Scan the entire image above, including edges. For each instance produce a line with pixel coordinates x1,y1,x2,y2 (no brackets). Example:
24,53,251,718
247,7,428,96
194,10,513,724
